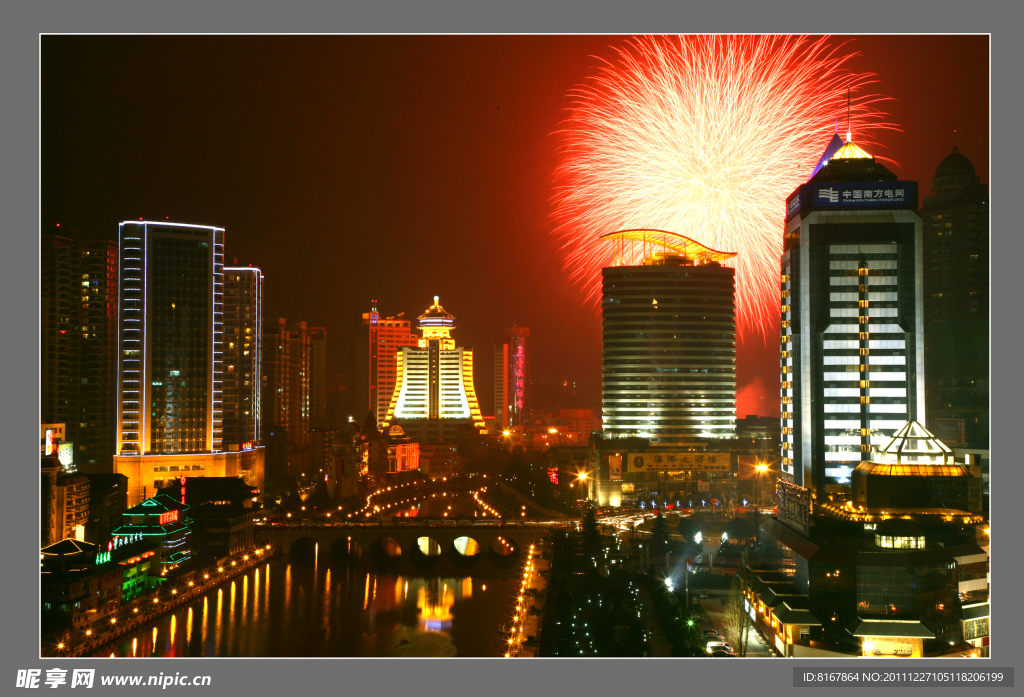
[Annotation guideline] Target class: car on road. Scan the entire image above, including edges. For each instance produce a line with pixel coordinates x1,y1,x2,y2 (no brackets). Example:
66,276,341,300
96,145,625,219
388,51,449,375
701,629,721,639
698,590,709,599
705,640,733,653
710,650,736,657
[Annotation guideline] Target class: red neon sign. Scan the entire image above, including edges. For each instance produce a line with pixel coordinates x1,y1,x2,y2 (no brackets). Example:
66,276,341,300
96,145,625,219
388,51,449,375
159,510,179,525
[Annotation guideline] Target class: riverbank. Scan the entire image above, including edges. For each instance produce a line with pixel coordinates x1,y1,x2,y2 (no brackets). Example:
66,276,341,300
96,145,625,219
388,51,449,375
51,547,277,658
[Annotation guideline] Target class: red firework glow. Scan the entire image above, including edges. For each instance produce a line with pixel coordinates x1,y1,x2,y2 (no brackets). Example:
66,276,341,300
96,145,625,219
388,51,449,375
551,35,898,343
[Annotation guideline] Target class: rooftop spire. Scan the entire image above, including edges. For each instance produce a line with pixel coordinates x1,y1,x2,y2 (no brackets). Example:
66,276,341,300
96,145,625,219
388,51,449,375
846,86,852,143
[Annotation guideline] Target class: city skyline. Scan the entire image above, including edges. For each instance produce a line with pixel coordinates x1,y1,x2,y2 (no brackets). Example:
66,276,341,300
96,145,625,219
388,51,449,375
36,32,993,663
41,35,989,418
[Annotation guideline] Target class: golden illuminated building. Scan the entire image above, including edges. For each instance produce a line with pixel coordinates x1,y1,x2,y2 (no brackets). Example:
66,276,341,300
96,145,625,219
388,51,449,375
383,297,487,438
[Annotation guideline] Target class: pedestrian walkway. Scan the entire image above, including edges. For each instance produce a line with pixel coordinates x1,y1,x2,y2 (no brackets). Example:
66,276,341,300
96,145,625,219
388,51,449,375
508,542,548,657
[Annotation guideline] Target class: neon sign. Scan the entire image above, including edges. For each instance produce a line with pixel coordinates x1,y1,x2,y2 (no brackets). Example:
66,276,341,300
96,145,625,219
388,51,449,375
95,551,111,565
159,510,180,525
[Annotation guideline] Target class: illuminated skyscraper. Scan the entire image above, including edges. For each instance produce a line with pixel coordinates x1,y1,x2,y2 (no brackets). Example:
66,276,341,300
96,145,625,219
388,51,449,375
601,231,737,444
383,296,487,439
780,134,925,498
114,221,264,503
362,301,419,426
115,221,224,457
223,266,263,447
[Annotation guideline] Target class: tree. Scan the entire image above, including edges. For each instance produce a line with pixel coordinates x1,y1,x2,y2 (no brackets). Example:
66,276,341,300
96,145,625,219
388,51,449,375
676,517,700,544
724,515,757,544
651,510,669,556
721,576,752,657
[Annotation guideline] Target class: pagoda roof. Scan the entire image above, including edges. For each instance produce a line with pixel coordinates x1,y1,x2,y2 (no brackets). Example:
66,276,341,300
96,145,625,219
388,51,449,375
418,296,455,322
124,493,188,516
42,538,97,557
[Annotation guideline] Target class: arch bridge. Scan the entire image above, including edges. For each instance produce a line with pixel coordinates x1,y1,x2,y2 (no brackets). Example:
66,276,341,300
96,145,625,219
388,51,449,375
257,523,551,576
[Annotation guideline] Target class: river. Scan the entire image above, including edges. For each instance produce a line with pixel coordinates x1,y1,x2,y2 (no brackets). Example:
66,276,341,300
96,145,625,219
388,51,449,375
99,557,517,657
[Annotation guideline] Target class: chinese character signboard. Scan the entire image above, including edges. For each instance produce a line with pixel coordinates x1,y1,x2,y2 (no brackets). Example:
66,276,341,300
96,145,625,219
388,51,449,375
609,455,622,481
627,452,730,472
785,181,918,221
159,510,180,525
776,479,811,537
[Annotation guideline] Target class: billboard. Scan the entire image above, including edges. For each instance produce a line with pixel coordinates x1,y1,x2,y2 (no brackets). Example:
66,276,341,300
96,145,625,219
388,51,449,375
609,455,622,481
57,442,74,467
41,423,66,455
933,418,965,445
627,452,729,472
786,180,918,221
776,479,811,537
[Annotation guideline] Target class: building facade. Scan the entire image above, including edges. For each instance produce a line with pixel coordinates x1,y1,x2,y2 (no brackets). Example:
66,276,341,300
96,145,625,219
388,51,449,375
362,301,420,426
601,231,737,444
114,221,225,458
495,326,530,429
261,318,323,475
310,326,328,428
781,137,925,498
382,297,487,439
112,222,264,503
41,228,119,472
920,147,989,451
223,266,264,448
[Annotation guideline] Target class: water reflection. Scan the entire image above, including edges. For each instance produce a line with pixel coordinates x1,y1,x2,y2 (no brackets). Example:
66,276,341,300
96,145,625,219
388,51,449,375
102,558,514,657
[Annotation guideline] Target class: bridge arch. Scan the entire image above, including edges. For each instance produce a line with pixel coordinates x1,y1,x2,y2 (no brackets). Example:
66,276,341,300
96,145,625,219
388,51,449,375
410,536,443,571
449,536,482,570
487,535,522,570
328,536,362,563
367,536,403,570
288,536,317,564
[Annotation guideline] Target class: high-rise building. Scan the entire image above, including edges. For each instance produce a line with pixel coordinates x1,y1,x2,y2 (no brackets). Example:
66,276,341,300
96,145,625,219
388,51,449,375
310,326,328,428
113,221,264,503
362,301,419,426
495,326,530,429
601,231,738,444
494,344,508,428
382,296,487,439
780,133,925,498
261,318,324,474
41,228,118,472
223,266,264,448
920,146,989,451
115,220,225,457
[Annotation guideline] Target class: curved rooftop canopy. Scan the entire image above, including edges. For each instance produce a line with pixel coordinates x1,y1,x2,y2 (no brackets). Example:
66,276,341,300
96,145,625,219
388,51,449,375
600,229,737,263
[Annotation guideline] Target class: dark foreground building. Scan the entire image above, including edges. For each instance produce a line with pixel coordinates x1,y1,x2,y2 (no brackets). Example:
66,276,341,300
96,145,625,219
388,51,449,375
920,146,989,456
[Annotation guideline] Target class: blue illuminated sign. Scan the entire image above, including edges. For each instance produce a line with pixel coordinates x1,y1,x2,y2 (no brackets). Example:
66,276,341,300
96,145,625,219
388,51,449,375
785,180,918,221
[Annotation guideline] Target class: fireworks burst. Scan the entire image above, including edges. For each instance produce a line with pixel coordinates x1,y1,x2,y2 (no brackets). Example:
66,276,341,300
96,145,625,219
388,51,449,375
552,35,898,342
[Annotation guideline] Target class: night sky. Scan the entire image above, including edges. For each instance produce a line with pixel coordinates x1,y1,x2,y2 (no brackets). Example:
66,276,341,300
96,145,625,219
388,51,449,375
41,35,988,420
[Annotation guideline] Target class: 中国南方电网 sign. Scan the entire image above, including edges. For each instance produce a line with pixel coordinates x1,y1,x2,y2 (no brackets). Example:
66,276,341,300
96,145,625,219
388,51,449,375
627,452,729,472
785,180,918,221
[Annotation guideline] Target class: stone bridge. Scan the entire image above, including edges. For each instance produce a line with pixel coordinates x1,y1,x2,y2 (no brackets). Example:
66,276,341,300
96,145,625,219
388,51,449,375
256,523,553,576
